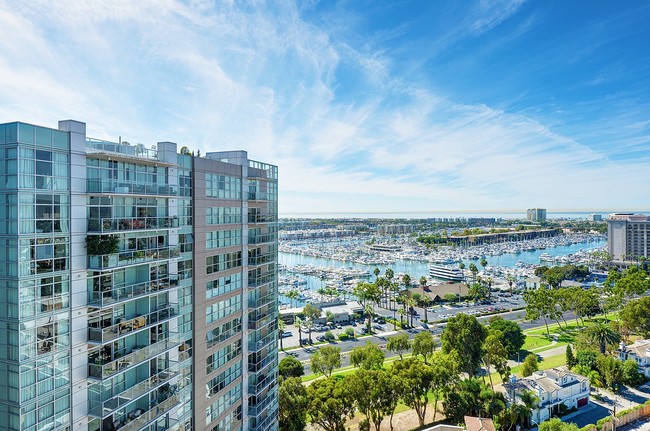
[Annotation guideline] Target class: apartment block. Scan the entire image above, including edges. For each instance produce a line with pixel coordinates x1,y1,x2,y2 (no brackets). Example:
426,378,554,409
0,121,278,431
526,208,547,222
607,213,650,261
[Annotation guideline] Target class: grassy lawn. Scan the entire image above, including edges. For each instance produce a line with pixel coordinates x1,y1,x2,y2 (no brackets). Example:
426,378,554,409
522,335,554,351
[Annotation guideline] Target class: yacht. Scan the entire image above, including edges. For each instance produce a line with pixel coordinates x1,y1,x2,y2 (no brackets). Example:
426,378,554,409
429,264,465,282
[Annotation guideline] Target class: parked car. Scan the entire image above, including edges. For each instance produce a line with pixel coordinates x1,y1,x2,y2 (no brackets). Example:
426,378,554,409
281,331,292,338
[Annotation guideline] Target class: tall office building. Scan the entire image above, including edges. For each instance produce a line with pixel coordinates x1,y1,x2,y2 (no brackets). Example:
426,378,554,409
0,120,278,431
526,208,547,222
607,213,650,261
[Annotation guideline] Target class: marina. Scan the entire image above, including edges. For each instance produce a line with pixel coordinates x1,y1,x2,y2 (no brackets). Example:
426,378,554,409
278,233,606,307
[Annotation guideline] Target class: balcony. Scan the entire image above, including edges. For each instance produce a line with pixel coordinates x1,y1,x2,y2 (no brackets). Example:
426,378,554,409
248,160,278,180
248,234,277,245
247,192,276,201
247,214,277,224
248,253,276,267
249,350,276,373
88,246,180,270
87,138,159,161
249,371,277,395
87,179,178,196
88,335,180,380
249,292,276,309
88,363,180,418
88,304,178,344
248,312,276,331
115,393,180,431
89,275,179,307
88,217,179,233
248,274,275,288
248,395,277,419
248,332,277,352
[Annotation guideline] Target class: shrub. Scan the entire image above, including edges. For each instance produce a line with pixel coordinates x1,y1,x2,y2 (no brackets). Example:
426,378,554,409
338,333,350,341
323,331,335,342
345,328,355,337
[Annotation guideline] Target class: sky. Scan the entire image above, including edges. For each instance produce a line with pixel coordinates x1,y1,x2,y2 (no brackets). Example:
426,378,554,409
1,0,650,216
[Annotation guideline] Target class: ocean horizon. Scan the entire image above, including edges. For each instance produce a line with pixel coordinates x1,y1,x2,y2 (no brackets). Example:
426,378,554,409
279,210,650,220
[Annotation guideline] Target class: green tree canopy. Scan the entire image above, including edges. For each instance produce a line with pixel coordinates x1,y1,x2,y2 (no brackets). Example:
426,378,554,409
350,342,385,370
386,332,411,360
521,353,539,377
348,369,400,431
620,296,650,338
279,356,304,379
311,346,341,377
412,330,437,364
307,377,355,431
441,313,487,377
489,316,525,356
392,358,434,427
279,377,308,431
538,418,579,431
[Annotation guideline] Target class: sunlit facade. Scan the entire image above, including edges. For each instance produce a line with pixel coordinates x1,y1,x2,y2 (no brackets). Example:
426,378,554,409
0,120,278,431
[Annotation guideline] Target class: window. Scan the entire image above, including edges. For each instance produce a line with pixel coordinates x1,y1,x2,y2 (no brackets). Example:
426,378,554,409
206,174,241,199
206,252,242,274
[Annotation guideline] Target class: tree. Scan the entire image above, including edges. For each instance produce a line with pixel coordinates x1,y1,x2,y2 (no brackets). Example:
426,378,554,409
279,377,308,431
294,316,304,346
392,358,434,426
622,359,645,387
385,268,394,281
373,267,380,280
412,330,437,364
565,345,577,369
506,274,516,295
307,377,355,431
179,146,191,155
419,276,427,290
350,342,385,370
311,346,341,377
430,351,459,422
402,273,411,288
489,316,525,357
617,265,650,297
538,418,579,431
469,263,479,283
303,304,322,345
524,286,556,337
441,313,487,377
354,281,382,334
279,356,304,379
443,378,506,424
586,321,620,354
348,369,399,431
521,353,538,377
483,328,510,390
286,289,300,308
386,333,411,360
620,296,650,338
597,354,623,389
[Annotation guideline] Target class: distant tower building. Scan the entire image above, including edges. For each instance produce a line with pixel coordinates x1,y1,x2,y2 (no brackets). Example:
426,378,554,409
589,214,603,222
526,208,547,222
607,213,650,261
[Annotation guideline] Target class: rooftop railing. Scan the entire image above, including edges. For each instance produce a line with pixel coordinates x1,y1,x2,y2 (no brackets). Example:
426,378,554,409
87,138,159,160
248,160,278,180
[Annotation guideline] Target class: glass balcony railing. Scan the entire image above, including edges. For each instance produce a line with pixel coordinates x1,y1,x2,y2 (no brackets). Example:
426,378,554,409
248,274,275,288
248,395,277,420
248,253,276,266
249,371,277,395
88,246,180,270
88,304,178,344
87,138,159,160
86,179,177,196
247,192,277,201
89,275,179,306
248,332,277,352
89,363,180,418
88,335,180,379
248,160,278,180
88,217,178,233
247,214,277,224
248,234,277,245
115,393,180,431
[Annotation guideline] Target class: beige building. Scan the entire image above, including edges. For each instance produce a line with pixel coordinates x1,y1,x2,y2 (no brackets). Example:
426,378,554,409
607,213,650,261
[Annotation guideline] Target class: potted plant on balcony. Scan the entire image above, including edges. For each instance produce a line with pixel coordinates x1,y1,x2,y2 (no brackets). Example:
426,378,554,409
87,235,120,267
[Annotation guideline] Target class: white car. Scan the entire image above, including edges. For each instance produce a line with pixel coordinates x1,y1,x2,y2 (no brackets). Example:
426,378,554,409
426,307,435,312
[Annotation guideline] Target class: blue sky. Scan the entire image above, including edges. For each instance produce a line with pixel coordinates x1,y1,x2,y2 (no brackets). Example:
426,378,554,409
1,0,650,216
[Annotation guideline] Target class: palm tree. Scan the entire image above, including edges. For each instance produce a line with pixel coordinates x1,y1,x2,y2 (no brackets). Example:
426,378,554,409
506,274,516,296
469,263,479,284
480,257,488,271
286,289,299,308
373,267,380,280
459,262,466,281
294,316,303,346
587,321,620,354
385,268,394,282
402,273,412,288
364,303,374,334
398,306,407,328
419,276,427,291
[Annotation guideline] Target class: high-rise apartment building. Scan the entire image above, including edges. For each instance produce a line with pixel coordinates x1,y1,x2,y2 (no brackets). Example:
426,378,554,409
526,208,546,222
607,213,650,261
0,120,278,431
